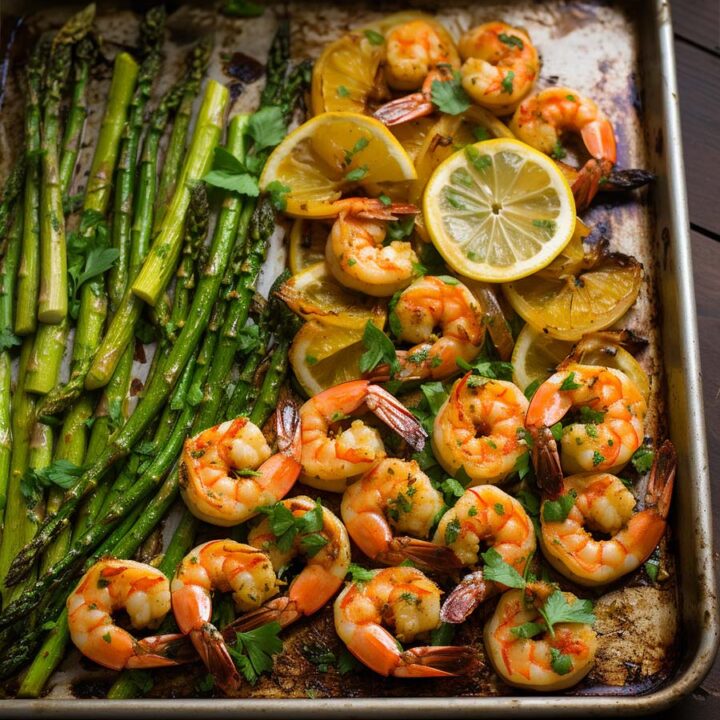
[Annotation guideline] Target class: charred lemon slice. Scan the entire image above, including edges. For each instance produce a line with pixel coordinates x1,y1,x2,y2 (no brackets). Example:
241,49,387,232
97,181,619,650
260,112,416,218
278,261,381,330
512,324,650,400
503,250,642,342
423,138,576,282
289,311,385,396
288,219,328,274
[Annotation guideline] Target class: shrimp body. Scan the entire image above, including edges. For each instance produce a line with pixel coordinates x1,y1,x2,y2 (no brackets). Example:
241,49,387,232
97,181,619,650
171,540,279,693
385,20,460,91
325,198,419,297
334,566,475,677
458,22,539,115
341,458,461,570
391,276,486,381
525,363,647,492
180,399,301,527
300,379,426,492
540,441,676,586
484,587,597,691
236,495,351,629
66,559,183,671
432,373,528,484
510,88,617,209
433,485,536,623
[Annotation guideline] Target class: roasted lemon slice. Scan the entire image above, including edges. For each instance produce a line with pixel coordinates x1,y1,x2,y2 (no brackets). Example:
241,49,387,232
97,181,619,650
423,138,576,282
290,311,385,396
288,219,328,274
512,324,650,400
260,112,417,218
503,250,642,342
278,261,381,330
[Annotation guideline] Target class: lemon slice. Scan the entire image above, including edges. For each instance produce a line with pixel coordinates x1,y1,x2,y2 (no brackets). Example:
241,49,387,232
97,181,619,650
260,112,417,218
512,324,650,400
290,312,385,396
288,219,328,274
278,261,381,330
423,138,576,282
311,12,427,116
503,251,642,341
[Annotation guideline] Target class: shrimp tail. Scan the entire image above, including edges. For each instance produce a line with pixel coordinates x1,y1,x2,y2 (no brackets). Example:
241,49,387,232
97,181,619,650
645,439,677,519
373,93,434,126
377,537,463,572
193,623,242,695
366,383,428,451
440,570,497,624
561,329,648,368
395,645,477,677
125,634,196,668
571,158,607,211
224,597,302,635
276,395,302,461
350,200,419,222
531,426,564,499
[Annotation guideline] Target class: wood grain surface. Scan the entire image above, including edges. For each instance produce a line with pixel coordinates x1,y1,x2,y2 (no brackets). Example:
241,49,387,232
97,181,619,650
657,1,720,716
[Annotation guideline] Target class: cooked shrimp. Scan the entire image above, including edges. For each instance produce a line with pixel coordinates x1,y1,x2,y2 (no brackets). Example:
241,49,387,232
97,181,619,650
509,88,617,210
231,495,351,632
432,373,528,484
179,398,301,527
341,458,462,570
384,19,460,91
525,363,647,497
458,22,539,116
325,198,419,297
66,559,184,671
484,585,597,691
334,566,475,677
299,379,427,492
389,275,486,381
540,440,675,586
433,485,536,623
171,540,279,694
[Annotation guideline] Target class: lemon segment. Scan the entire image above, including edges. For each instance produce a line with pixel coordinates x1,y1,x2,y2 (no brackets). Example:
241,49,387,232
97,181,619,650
290,311,385,396
278,261,381,330
260,112,417,218
512,324,650,400
422,138,576,282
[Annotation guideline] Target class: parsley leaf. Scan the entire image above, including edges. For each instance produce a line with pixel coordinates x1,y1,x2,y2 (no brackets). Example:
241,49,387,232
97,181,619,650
266,180,291,211
501,70,515,94
631,445,654,473
431,71,471,115
430,622,456,645
224,0,265,16
498,33,524,49
542,490,577,523
248,107,287,151
559,372,581,391
524,378,541,400
302,643,336,672
420,381,448,415
510,621,545,639
538,591,596,638
551,141,567,160
337,647,362,675
347,563,375,584
481,547,526,589
514,451,532,481
20,460,84,507
359,320,400,376
386,215,415,241
364,29,384,46
345,165,368,182
456,356,514,381
229,621,283,684
579,405,605,424
0,328,20,352
203,146,259,197
444,517,461,544
343,137,369,166
550,647,573,675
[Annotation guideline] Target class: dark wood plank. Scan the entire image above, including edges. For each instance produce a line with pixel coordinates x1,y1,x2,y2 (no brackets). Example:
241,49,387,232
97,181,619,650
671,0,720,54
675,39,720,236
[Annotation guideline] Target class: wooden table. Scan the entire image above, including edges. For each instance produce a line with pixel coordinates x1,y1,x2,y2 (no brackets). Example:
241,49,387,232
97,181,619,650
659,1,720,716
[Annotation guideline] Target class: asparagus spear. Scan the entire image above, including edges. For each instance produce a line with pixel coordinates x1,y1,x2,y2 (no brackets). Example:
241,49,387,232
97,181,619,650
3,100,239,588
23,318,70,395
15,36,51,336
34,52,139,417
58,36,96,199
38,7,95,323
132,80,228,306
154,37,212,233
0,207,23,532
0,160,25,247
108,7,165,311
87,76,226,389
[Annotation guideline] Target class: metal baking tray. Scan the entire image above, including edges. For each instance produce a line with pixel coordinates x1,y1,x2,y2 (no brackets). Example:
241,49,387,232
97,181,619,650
0,0,717,716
